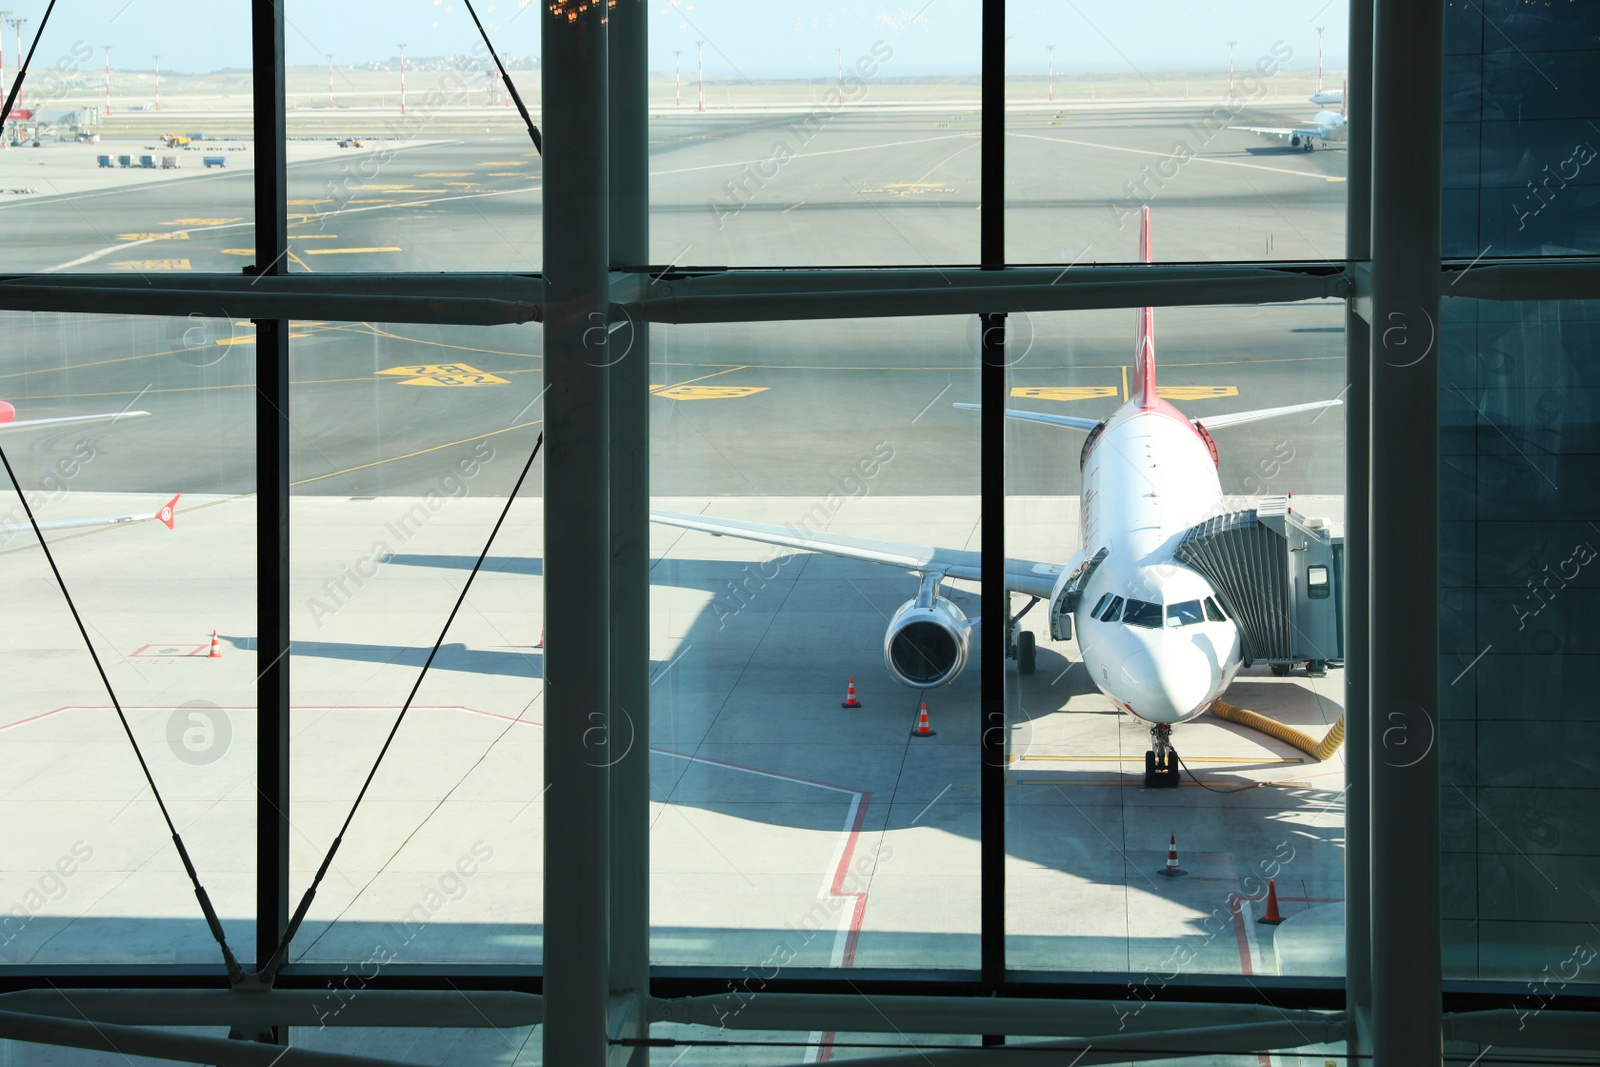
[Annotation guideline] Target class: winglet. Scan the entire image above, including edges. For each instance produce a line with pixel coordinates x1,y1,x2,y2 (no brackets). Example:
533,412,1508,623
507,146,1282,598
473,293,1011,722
1135,206,1157,409
156,494,180,530
1341,79,1347,120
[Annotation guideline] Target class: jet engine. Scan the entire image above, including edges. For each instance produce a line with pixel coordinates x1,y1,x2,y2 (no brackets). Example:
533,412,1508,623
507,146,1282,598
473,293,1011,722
884,589,971,688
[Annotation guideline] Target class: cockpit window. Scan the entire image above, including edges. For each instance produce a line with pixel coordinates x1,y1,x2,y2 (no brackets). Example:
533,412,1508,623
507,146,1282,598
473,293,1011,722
1205,597,1228,622
1089,592,1110,619
1166,600,1205,627
1100,595,1124,621
1122,598,1163,628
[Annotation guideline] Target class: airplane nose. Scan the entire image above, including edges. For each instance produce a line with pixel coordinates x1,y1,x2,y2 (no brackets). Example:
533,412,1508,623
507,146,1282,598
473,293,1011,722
1118,642,1218,723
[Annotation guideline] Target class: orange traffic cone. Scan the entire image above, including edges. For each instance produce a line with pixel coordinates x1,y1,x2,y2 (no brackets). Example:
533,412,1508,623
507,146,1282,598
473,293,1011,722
910,700,936,737
536,630,544,648
1159,834,1186,877
1258,878,1285,924
841,677,861,708
207,630,222,659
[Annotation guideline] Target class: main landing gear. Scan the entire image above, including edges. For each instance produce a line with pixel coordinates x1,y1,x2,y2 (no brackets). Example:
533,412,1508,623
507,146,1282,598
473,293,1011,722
1009,596,1039,676
1144,723,1181,788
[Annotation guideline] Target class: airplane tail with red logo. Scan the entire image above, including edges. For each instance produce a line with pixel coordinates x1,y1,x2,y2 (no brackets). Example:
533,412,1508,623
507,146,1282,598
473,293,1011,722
156,493,180,530
1135,205,1157,409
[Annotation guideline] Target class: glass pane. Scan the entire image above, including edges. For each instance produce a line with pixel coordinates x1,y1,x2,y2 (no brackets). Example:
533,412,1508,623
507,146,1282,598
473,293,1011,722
1005,1,1349,263
651,316,979,969
1004,298,1347,974
285,320,545,966
648,2,981,266
284,3,542,272
0,311,253,966
2,3,253,272
1441,298,1600,990
1444,0,1600,257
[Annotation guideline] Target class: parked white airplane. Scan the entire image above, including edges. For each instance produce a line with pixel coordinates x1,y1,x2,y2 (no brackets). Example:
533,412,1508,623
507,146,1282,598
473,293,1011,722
651,208,1340,786
0,400,150,432
1233,80,1348,150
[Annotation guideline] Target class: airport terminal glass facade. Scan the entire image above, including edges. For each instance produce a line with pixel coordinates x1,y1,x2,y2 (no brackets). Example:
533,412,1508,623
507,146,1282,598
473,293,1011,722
0,1,1595,1065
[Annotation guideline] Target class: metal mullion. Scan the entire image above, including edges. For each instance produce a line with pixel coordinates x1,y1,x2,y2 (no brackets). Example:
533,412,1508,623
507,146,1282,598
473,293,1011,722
250,0,290,1001
608,0,650,1061
979,0,1007,1000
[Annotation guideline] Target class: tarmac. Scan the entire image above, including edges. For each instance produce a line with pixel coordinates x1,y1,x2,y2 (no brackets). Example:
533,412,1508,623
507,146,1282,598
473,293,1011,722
0,101,1349,1067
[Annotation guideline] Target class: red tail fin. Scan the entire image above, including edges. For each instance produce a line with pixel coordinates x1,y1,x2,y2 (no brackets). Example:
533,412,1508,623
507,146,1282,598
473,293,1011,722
156,493,180,530
1135,206,1156,409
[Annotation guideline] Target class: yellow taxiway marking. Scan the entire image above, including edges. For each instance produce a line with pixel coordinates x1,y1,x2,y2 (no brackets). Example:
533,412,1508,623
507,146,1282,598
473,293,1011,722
783,201,806,213
1012,754,1302,765
292,418,543,488
1158,385,1239,400
378,363,509,386
220,249,254,255
216,333,311,346
354,184,415,191
479,160,525,166
417,171,473,177
355,323,539,359
1011,386,1117,401
287,199,332,206
486,172,526,177
233,321,328,328
162,217,241,225
110,259,190,270
1120,365,1129,402
303,247,403,255
117,232,190,240
1010,131,1337,181
650,384,768,400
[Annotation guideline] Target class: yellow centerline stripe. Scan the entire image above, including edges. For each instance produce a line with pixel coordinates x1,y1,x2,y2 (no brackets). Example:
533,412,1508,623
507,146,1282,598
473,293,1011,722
292,419,544,486
649,365,749,393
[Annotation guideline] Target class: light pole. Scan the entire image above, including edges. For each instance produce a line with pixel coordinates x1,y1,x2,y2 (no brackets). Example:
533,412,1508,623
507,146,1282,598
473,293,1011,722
696,40,704,113
397,43,406,116
1316,26,1325,94
9,17,22,109
1046,44,1055,102
673,50,681,106
0,11,11,113
152,54,160,111
102,44,111,116
327,53,334,109
1227,40,1237,98
836,46,843,102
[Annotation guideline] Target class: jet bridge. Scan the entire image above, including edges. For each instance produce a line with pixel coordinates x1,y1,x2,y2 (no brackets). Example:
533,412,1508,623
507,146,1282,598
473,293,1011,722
1174,496,1343,673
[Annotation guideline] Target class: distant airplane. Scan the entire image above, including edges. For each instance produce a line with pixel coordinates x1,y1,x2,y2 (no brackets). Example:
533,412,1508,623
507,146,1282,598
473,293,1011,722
0,493,180,537
652,208,1342,787
0,401,150,432
1232,80,1348,150
1307,87,1343,107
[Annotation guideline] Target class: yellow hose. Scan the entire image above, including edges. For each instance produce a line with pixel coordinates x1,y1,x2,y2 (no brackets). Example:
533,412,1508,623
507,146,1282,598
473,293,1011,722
1210,700,1346,762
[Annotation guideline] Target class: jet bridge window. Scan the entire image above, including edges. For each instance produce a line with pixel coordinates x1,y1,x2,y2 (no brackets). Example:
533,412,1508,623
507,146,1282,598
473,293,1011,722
1123,599,1163,628
1307,564,1331,599
1099,595,1124,621
1205,597,1228,622
1166,600,1205,627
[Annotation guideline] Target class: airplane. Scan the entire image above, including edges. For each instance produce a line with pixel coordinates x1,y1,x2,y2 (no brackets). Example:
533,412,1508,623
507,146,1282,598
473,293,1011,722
1231,80,1347,150
651,208,1341,788
1307,87,1343,108
0,401,150,432
0,493,181,541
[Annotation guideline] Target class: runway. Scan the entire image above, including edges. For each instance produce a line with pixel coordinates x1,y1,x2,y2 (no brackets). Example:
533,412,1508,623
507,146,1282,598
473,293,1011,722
0,102,1348,1011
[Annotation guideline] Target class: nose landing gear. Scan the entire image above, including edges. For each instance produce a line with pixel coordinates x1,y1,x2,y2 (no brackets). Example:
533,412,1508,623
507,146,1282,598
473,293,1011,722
1144,723,1181,788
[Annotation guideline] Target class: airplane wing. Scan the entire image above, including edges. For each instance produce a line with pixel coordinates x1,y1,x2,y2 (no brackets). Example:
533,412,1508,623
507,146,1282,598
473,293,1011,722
651,509,1067,599
0,493,180,536
1229,125,1325,141
0,411,151,431
1196,399,1342,429
951,403,1100,431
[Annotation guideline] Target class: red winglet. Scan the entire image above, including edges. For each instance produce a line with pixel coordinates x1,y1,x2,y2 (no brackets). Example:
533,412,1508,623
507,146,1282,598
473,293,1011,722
156,493,180,530
1135,206,1157,409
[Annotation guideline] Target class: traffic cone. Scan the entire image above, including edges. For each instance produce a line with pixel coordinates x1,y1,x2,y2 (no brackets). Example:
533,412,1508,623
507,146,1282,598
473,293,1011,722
536,630,544,648
207,630,222,659
1258,878,1285,924
910,700,936,738
841,677,861,708
1159,834,1186,877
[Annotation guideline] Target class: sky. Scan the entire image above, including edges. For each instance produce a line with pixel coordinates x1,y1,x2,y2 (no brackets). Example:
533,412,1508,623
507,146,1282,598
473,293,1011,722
5,0,1348,76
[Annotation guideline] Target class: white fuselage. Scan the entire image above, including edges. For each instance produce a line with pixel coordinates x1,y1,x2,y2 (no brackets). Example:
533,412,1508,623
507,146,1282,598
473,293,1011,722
1071,401,1243,725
